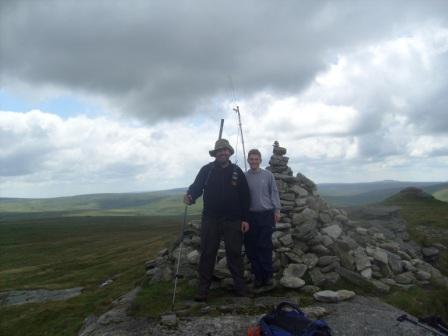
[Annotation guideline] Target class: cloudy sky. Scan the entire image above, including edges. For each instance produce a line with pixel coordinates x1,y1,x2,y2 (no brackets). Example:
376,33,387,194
1,0,448,198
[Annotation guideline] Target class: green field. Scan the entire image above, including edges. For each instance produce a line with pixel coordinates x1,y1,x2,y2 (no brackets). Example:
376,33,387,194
0,216,185,336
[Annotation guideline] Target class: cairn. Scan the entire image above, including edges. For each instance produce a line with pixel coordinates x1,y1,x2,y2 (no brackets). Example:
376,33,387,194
145,142,447,294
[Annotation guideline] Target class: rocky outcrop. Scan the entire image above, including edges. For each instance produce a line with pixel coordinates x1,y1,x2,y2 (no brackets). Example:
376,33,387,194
78,292,434,336
145,142,448,293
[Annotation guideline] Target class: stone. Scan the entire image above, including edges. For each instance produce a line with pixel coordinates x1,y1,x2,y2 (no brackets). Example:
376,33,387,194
290,185,309,197
280,276,306,289
337,267,373,289
314,290,339,303
321,261,340,273
309,268,326,286
361,268,373,279
323,272,340,285
160,314,177,327
370,280,390,293
300,285,320,294
302,253,319,269
280,193,295,201
275,223,291,231
187,250,200,265
322,224,342,239
311,244,330,256
387,253,403,274
279,234,294,247
318,256,340,267
292,208,318,226
373,248,388,265
354,249,371,271
302,306,328,319
355,227,368,235
294,222,317,240
285,252,303,264
337,289,356,301
415,270,431,281
319,213,332,224
422,247,439,257
395,272,415,284
284,263,307,278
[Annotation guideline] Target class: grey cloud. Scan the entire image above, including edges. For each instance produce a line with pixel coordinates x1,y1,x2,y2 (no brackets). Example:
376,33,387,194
3,0,447,123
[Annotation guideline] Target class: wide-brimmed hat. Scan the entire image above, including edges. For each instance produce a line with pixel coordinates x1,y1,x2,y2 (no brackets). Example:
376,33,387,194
209,138,235,157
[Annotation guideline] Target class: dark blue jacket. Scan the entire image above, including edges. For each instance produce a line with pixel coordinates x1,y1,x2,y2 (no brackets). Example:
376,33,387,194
188,161,250,221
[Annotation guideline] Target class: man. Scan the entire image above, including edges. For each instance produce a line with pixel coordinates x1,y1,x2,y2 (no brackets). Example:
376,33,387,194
184,138,250,302
244,149,281,288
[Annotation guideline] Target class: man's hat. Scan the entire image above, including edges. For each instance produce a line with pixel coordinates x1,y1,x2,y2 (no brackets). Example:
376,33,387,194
209,138,235,157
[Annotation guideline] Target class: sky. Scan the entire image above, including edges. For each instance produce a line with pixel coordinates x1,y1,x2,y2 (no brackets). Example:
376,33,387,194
1,0,448,198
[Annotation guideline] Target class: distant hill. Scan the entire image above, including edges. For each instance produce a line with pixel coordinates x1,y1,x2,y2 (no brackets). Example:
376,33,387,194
1,180,447,219
319,181,448,207
0,188,202,220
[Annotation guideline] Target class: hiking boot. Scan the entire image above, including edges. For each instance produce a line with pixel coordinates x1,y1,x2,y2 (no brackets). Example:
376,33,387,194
194,293,208,302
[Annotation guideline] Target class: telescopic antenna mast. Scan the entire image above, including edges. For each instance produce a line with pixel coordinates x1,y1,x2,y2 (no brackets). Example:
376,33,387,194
234,106,247,171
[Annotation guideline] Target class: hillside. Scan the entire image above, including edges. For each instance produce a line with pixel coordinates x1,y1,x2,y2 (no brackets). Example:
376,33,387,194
382,187,448,272
320,181,448,207
0,189,202,219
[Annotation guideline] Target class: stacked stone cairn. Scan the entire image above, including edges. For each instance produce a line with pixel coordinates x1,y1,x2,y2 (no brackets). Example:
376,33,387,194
145,142,447,295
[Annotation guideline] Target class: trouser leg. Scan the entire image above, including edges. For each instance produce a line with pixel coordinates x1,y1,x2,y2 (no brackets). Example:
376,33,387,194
197,215,220,295
256,211,275,281
222,218,246,292
244,212,263,282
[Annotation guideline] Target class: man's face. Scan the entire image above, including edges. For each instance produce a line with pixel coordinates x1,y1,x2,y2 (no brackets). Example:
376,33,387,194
215,148,231,165
248,154,261,170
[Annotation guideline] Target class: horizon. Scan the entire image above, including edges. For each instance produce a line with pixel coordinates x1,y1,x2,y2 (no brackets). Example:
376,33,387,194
1,1,447,198
2,179,447,200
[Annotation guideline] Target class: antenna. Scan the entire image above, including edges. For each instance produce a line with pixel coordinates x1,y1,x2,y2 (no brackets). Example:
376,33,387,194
234,106,247,171
218,119,224,140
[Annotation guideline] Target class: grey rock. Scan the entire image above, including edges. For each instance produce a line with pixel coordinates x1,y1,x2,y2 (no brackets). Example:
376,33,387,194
160,314,177,327
395,272,415,284
422,247,439,257
302,253,319,269
279,234,294,247
309,268,326,286
370,279,390,293
322,224,342,239
187,250,200,265
280,276,306,289
354,249,371,271
318,256,340,267
284,263,307,278
415,270,431,281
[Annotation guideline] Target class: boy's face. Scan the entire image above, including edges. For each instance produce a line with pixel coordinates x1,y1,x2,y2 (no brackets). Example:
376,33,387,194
248,154,261,170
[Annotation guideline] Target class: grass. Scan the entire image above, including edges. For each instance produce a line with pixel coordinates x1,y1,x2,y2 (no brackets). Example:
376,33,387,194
0,215,184,336
434,188,448,202
381,193,448,321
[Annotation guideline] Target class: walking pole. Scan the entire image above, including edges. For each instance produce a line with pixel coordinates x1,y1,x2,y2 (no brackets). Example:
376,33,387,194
397,315,448,336
171,204,188,311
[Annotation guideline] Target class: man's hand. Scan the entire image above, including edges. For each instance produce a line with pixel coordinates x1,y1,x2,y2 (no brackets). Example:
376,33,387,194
183,194,193,205
274,210,281,223
241,221,250,233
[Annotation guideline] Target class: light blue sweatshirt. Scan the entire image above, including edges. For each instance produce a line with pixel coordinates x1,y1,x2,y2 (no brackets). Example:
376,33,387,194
245,168,281,212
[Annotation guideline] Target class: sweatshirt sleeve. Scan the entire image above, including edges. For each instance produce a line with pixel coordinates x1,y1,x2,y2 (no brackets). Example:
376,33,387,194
187,164,209,202
269,171,282,211
238,167,250,221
